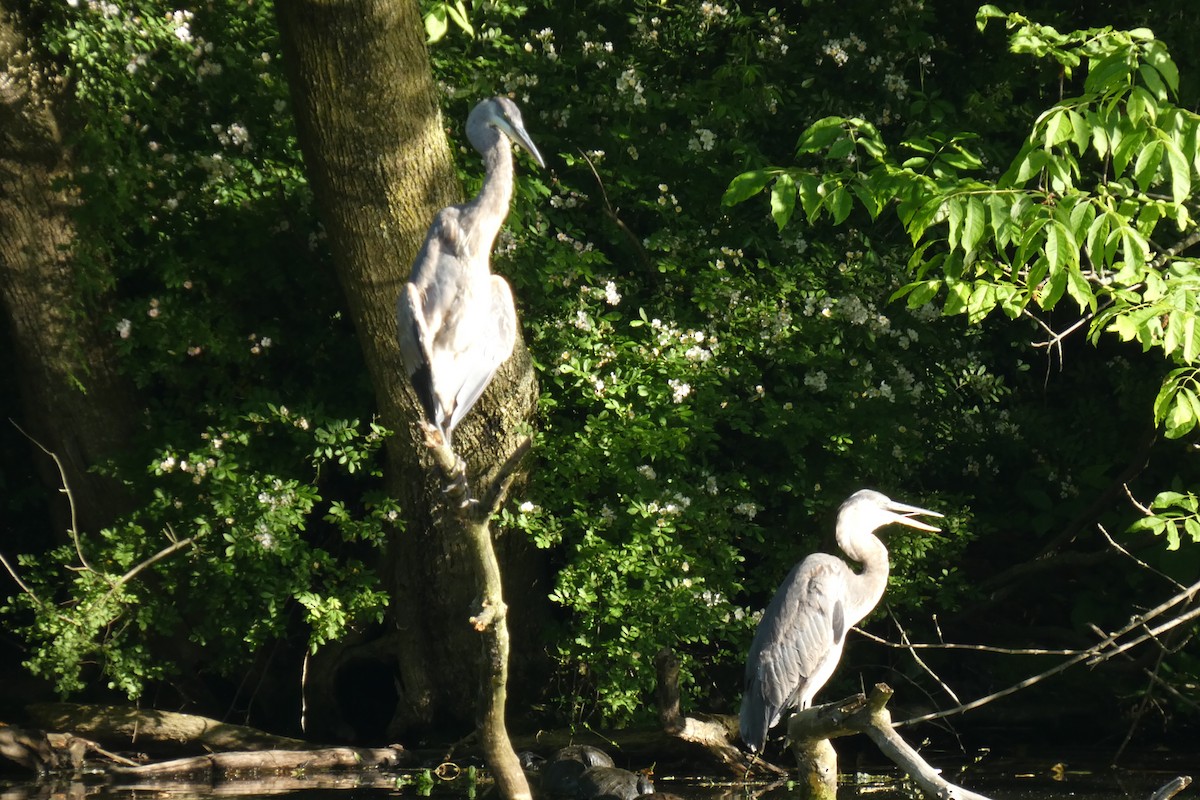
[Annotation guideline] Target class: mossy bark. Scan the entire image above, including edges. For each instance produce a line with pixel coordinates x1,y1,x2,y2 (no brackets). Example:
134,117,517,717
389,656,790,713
0,1,136,538
275,0,546,754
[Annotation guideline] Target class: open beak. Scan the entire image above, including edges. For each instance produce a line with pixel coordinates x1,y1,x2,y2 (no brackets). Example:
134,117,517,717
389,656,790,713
884,499,944,532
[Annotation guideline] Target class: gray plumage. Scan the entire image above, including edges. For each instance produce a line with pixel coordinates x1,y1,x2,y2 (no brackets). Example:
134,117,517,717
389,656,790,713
397,96,544,445
739,489,943,752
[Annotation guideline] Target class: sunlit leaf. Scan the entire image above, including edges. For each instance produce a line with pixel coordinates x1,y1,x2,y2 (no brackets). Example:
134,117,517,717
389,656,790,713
722,170,773,206
962,196,985,254
770,173,797,231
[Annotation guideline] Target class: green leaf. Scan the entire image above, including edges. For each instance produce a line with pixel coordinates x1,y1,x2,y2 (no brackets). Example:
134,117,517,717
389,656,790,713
1039,266,1067,310
1133,139,1163,191
945,197,964,251
1162,136,1192,205
961,196,985,254
797,173,822,220
943,280,971,316
424,7,450,42
722,170,773,207
796,117,848,155
1085,53,1132,95
1164,389,1200,439
827,185,853,224
1065,267,1095,312
966,282,997,323
1067,109,1091,155
770,173,797,231
1145,40,1179,93
892,279,942,307
975,4,1007,32
445,0,474,36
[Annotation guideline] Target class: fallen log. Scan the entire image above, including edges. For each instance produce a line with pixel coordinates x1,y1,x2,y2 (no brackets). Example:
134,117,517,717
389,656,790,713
26,703,311,755
788,685,992,800
109,745,410,780
652,648,787,779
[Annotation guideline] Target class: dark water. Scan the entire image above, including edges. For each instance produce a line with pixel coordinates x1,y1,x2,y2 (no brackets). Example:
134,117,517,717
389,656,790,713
2,756,1193,800
2,770,1193,800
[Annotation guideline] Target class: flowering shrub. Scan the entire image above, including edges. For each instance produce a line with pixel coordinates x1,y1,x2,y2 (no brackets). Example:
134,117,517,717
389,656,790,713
4,0,1194,730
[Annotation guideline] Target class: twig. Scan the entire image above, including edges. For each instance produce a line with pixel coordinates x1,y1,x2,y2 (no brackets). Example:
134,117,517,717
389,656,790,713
897,576,1200,726
109,536,195,594
855,627,1081,656
577,150,653,273
0,551,49,612
884,607,961,704
1123,483,1154,515
10,418,90,571
1098,522,1185,591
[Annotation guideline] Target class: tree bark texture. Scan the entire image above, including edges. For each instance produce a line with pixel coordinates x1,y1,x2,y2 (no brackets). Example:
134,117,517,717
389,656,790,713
275,0,547,738
0,2,137,539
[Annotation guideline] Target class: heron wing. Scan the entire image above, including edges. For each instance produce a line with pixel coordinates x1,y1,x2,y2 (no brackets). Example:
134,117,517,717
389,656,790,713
740,554,849,750
443,274,518,434
397,208,478,436
397,282,439,426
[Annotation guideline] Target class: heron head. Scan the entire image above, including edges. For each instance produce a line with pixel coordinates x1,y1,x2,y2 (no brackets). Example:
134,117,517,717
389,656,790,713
469,96,546,168
840,488,943,534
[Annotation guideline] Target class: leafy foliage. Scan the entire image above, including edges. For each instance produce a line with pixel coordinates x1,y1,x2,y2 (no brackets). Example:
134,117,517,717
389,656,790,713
5,406,394,697
5,0,1200,735
728,8,1200,437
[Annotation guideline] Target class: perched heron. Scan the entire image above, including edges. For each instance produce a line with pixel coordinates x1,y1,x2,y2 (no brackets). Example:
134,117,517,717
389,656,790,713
397,97,544,446
739,489,943,752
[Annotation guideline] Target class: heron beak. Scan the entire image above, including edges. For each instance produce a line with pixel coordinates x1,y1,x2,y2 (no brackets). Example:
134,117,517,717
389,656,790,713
517,135,545,169
502,119,545,169
884,499,944,532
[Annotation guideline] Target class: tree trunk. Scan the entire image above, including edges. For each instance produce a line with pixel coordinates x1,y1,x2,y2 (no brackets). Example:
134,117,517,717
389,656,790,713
0,1,137,539
275,0,547,740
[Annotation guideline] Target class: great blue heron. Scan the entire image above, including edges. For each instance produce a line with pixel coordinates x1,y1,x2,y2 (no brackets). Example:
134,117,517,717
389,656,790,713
739,489,943,752
397,97,544,446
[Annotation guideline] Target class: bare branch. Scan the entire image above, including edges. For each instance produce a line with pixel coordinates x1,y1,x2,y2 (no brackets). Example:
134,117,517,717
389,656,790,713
855,626,1081,656
884,607,961,704
1098,522,1185,591
0,550,48,611
1123,483,1154,515
896,576,1200,726
10,418,90,571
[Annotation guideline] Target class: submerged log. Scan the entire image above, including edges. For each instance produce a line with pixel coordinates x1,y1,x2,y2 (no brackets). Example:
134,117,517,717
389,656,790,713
109,745,410,780
0,725,55,773
26,703,310,755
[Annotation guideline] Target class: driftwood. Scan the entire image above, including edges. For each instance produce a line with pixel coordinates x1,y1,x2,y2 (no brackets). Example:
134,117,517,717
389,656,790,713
108,745,409,780
0,725,55,773
26,703,310,755
788,684,992,800
652,648,786,779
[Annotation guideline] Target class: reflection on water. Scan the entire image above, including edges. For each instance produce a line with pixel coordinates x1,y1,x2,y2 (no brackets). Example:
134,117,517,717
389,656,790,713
0,762,1191,800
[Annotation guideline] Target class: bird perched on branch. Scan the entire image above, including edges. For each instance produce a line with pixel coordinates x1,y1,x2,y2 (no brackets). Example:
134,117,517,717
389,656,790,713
397,97,544,447
739,489,943,752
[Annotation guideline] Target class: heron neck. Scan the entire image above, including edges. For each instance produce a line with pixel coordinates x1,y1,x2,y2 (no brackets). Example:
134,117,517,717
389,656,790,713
835,521,890,623
465,140,515,257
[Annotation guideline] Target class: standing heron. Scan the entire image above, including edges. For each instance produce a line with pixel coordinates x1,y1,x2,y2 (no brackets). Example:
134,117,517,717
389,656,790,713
397,97,544,446
739,489,943,752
